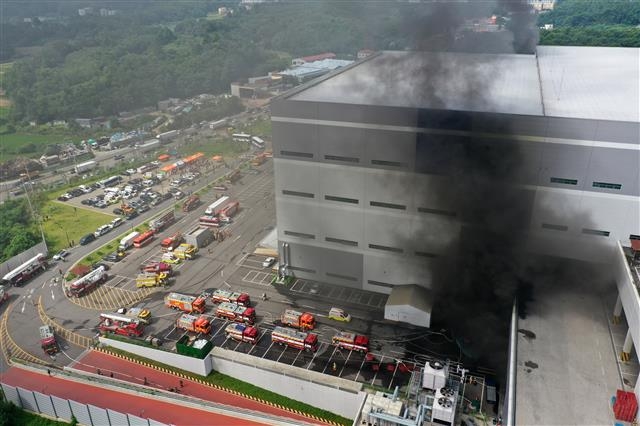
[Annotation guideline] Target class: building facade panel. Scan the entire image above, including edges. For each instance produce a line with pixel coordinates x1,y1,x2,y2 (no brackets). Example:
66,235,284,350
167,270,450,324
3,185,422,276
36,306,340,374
582,147,640,196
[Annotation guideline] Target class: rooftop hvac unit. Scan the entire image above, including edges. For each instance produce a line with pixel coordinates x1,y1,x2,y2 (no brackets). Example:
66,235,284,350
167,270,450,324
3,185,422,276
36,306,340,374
432,387,457,425
422,360,448,390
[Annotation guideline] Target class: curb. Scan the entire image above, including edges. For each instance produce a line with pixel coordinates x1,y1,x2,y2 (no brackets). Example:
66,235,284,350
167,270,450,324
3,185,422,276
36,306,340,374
95,348,341,425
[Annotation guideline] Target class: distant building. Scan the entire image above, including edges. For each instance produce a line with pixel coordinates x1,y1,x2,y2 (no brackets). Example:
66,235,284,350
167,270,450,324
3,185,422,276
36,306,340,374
527,0,555,11
218,7,229,16
277,59,353,84
99,8,117,16
292,53,336,67
78,7,93,16
357,49,375,60
39,155,61,167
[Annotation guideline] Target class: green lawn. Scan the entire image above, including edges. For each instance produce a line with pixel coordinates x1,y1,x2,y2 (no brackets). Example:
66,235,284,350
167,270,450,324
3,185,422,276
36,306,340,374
0,132,71,161
240,117,272,139
178,137,249,159
41,201,115,253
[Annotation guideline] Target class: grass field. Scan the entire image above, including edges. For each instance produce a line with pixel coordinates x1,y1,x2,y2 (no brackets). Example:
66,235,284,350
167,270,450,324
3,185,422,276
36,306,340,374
41,201,115,253
177,137,249,159
0,132,71,161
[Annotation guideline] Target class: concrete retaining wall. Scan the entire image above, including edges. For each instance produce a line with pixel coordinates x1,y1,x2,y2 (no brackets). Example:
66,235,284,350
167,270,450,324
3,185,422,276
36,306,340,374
210,347,366,419
99,337,213,376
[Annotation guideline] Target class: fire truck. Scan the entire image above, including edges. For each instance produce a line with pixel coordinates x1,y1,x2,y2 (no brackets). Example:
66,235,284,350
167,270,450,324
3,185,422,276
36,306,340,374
39,325,59,355
224,169,241,184
219,201,240,222
141,261,172,274
176,314,211,334
173,244,197,260
1,253,47,287
225,323,259,344
165,292,206,313
66,266,108,297
182,194,201,212
214,302,256,324
117,307,152,324
98,313,144,337
160,232,183,252
149,211,175,232
211,289,251,307
136,272,169,288
271,326,318,352
332,331,369,353
277,309,315,331
199,215,221,228
251,153,267,166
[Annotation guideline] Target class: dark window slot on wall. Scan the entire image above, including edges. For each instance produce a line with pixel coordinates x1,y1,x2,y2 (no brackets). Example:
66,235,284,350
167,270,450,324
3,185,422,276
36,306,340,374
417,207,457,217
281,150,313,158
282,190,314,198
324,154,359,163
371,159,406,168
550,177,578,185
582,228,610,237
284,230,315,239
370,201,406,210
325,195,359,204
289,266,316,273
367,280,394,288
542,223,568,232
326,272,357,282
325,237,358,247
369,244,403,253
593,181,622,190
415,251,438,258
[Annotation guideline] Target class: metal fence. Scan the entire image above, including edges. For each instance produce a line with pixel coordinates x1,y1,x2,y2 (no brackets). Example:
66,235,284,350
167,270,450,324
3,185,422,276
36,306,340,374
0,241,48,279
1,383,168,426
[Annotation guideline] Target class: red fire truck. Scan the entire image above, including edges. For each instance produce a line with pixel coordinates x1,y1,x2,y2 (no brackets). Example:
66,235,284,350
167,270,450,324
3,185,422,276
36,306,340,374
98,313,144,337
211,289,250,307
332,331,369,353
271,326,318,352
225,323,259,344
214,302,256,324
278,309,315,331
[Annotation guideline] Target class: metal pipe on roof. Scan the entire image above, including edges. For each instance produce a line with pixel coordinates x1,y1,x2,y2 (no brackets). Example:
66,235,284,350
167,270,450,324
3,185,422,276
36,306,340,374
505,299,518,426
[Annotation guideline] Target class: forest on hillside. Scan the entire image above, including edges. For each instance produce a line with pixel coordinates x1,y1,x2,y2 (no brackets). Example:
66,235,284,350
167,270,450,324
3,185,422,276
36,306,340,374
539,0,640,46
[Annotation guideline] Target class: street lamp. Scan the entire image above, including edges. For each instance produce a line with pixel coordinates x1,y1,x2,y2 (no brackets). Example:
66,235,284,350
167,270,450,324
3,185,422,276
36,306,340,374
54,221,71,248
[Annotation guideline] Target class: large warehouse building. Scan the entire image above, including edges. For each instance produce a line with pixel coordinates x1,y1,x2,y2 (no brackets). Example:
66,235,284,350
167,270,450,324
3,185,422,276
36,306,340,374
272,46,639,294
271,45,640,424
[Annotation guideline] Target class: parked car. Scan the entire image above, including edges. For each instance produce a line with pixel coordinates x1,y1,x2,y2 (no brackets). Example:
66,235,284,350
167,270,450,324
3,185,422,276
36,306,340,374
110,217,124,228
94,225,111,237
91,262,110,271
126,210,139,220
94,201,108,209
213,185,228,191
114,154,125,160
57,193,72,201
103,251,126,262
137,204,150,213
126,168,136,175
79,234,96,245
81,199,95,206
112,208,124,215
53,250,70,261
262,257,275,268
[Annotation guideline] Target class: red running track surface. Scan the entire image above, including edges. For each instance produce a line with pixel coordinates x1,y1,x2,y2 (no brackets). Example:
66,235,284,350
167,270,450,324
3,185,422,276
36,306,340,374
73,350,326,424
1,367,263,426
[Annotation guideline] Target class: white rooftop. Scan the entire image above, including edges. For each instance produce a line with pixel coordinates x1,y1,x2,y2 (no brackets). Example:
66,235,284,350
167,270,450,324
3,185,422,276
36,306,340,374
289,47,640,123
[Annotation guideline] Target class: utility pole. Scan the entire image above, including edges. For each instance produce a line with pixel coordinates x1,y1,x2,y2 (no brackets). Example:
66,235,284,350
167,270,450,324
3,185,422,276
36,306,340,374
23,166,47,247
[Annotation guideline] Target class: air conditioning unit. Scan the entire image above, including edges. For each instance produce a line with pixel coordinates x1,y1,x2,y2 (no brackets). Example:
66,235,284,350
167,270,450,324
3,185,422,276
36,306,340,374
422,360,448,390
432,387,457,425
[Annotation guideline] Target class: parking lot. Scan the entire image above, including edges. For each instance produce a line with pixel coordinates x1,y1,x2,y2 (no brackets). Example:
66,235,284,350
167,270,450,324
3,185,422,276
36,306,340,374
43,157,466,392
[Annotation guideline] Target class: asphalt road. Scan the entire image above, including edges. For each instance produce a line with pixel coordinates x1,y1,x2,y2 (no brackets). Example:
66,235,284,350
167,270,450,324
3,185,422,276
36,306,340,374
1,156,466,391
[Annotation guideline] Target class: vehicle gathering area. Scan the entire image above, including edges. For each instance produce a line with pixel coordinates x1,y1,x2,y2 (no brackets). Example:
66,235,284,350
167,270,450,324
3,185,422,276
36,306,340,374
1,143,489,424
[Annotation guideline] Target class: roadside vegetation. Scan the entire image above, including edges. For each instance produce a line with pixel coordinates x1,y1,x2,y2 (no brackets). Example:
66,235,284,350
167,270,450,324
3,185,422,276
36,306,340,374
103,347,352,426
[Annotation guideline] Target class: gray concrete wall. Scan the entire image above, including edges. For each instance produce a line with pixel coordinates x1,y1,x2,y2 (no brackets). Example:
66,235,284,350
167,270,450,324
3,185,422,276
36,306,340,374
209,347,366,419
99,337,212,376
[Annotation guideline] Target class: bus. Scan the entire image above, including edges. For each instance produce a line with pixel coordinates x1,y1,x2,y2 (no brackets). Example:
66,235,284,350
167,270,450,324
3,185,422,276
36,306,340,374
98,175,122,188
205,196,230,216
232,133,251,143
133,230,155,248
251,136,265,149
1,253,48,287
